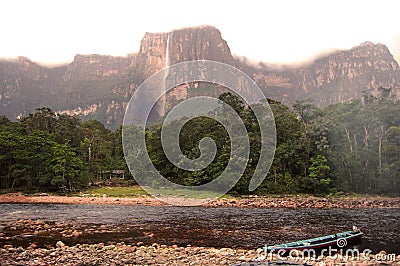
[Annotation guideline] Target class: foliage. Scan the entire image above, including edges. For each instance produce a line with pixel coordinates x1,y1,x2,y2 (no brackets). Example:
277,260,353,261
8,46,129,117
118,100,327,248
1,88,399,196
0,109,126,192
317,88,400,194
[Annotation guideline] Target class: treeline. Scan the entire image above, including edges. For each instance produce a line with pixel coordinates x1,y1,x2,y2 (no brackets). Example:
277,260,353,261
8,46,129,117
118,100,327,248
1,89,399,195
144,93,329,195
0,108,126,192
143,90,400,195
300,87,400,195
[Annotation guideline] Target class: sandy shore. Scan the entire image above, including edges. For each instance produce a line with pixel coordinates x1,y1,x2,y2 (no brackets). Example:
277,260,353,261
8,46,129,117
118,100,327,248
0,193,399,208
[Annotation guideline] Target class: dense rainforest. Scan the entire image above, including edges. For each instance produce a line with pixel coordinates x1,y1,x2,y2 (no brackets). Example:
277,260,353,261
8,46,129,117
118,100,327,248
0,89,399,195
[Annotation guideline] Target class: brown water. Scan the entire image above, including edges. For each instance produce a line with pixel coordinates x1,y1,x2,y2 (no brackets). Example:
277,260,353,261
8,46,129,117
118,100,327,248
0,204,399,253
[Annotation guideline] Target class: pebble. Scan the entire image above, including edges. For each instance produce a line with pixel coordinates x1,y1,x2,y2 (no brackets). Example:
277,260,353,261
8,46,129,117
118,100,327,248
1,193,399,208
56,241,65,249
0,213,398,266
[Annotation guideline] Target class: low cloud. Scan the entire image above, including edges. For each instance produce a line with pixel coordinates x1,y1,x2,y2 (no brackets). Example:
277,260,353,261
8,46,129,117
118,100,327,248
233,47,342,71
391,35,400,63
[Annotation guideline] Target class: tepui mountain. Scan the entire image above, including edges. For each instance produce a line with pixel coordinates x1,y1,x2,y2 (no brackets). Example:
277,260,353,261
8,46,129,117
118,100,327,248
1,25,399,128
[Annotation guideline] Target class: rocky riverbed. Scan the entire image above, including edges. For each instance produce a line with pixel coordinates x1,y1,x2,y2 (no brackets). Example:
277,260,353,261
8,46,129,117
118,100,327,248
0,220,399,265
1,241,399,265
1,193,399,208
1,195,399,265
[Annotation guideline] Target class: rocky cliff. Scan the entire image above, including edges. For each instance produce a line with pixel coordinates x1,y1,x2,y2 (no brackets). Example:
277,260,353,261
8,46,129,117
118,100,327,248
248,41,400,105
0,57,66,118
294,41,400,105
1,26,399,128
134,26,235,76
63,54,136,81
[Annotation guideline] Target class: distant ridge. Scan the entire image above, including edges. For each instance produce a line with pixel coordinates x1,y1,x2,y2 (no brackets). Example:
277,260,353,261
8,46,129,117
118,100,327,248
1,25,399,128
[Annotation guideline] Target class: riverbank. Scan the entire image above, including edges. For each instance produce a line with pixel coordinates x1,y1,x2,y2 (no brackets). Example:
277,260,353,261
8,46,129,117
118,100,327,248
1,216,398,265
1,242,398,265
0,192,399,208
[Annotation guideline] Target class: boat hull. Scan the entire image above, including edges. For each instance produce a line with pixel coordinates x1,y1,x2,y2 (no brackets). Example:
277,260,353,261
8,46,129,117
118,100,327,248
265,230,363,255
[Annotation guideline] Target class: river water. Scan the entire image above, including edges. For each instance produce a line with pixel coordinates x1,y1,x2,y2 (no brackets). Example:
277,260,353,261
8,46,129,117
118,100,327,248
0,204,399,253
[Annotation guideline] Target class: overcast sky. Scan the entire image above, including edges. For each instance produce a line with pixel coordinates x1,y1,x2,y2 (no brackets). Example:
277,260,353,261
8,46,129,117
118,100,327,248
1,0,400,65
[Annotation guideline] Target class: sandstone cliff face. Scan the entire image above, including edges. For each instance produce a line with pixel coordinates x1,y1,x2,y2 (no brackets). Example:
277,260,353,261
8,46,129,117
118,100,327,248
246,41,400,106
133,26,237,117
1,26,400,128
0,57,65,118
134,32,170,77
293,42,400,105
135,26,235,77
168,26,235,65
63,54,136,81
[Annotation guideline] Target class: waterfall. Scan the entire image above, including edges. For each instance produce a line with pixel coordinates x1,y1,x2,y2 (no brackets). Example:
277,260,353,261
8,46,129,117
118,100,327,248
165,33,170,68
157,33,171,118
